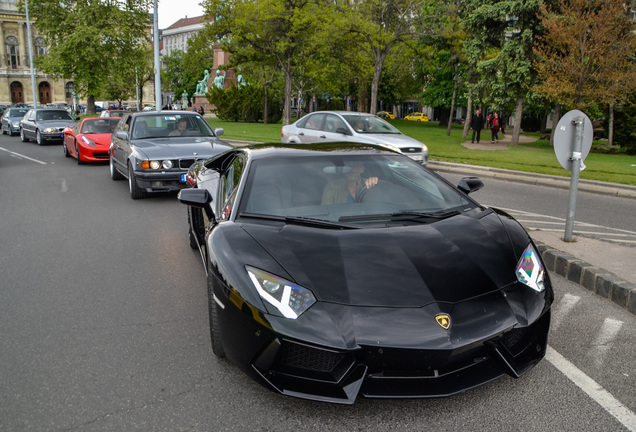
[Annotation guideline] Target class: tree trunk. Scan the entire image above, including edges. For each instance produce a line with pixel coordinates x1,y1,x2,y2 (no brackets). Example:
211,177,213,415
550,103,561,146
86,95,96,115
282,65,293,126
463,95,472,139
447,63,459,136
369,49,388,115
608,103,614,146
511,90,523,145
263,83,269,125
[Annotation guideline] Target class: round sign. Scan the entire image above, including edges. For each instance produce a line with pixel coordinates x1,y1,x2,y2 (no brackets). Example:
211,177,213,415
553,110,593,171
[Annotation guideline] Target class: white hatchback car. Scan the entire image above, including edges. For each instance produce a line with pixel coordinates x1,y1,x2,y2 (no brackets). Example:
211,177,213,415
281,111,428,164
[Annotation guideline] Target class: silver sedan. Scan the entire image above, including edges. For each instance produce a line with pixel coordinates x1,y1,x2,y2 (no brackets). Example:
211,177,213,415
281,111,428,164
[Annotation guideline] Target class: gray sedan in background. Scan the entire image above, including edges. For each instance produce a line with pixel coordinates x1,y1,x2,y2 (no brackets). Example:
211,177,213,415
1,107,29,136
109,111,232,199
281,111,429,164
19,108,77,145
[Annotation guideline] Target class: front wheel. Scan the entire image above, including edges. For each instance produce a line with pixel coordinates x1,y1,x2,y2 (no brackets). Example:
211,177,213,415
20,128,28,142
36,130,43,146
207,271,226,358
76,143,84,165
110,157,124,180
62,141,71,157
128,163,146,199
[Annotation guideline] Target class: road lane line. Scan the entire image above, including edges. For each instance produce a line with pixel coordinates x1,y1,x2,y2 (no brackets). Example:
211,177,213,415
551,293,580,331
589,318,623,368
0,146,47,165
546,346,636,431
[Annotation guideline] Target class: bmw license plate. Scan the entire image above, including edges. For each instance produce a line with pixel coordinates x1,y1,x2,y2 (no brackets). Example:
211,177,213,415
180,174,187,182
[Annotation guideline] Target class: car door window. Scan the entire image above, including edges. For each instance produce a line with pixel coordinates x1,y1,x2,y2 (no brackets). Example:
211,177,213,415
219,155,245,220
303,114,325,131
324,114,347,133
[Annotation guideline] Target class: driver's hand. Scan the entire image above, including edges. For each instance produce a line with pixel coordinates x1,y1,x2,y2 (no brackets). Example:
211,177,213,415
364,176,379,189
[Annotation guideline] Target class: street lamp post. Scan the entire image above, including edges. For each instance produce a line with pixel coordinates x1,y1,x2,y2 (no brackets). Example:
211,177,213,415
24,0,38,108
153,0,161,111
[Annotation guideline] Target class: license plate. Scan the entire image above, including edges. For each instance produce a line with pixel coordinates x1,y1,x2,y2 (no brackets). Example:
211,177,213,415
180,174,187,182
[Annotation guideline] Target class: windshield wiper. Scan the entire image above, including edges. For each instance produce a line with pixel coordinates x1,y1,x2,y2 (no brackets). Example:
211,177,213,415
339,209,460,222
240,212,357,229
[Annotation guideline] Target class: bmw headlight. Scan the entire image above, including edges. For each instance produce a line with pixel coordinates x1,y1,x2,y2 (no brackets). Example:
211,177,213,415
515,244,546,292
42,127,57,133
162,160,173,169
246,266,316,319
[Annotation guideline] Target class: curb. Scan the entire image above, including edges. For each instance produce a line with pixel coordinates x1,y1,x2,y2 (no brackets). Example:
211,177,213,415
428,161,636,200
536,243,636,316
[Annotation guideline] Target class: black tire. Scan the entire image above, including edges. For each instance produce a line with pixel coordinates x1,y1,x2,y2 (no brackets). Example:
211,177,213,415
76,143,84,165
2,125,6,135
128,163,145,199
188,208,204,249
110,157,124,180
20,128,28,142
36,130,43,146
207,271,225,358
62,141,71,157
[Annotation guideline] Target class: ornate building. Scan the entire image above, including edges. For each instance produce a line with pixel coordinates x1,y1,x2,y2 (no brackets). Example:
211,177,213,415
0,1,72,106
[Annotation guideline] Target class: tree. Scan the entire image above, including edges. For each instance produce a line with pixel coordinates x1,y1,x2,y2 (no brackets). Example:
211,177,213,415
534,0,636,146
26,0,152,114
204,0,335,125
464,0,543,145
346,0,431,115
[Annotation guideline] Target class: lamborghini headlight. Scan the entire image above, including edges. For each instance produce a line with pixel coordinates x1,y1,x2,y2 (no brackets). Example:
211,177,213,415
246,266,316,319
515,244,545,292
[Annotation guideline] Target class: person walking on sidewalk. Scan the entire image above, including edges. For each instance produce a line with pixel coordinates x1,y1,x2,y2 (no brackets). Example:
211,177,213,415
469,109,484,143
490,112,500,143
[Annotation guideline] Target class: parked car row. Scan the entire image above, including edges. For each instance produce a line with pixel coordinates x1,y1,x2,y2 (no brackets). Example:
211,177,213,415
5,108,553,405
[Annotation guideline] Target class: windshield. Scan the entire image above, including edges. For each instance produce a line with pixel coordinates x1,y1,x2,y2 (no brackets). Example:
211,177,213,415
81,118,119,134
239,154,475,224
10,109,28,117
36,110,73,121
342,115,401,134
132,114,215,139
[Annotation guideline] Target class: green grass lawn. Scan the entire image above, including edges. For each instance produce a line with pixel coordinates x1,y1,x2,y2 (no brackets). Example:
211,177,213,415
207,117,636,186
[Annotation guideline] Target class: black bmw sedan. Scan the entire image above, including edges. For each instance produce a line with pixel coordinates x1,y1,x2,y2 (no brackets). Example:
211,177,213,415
177,142,553,404
109,111,232,199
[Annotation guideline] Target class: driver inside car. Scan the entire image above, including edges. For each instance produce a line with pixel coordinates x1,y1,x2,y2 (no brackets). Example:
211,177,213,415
321,161,379,205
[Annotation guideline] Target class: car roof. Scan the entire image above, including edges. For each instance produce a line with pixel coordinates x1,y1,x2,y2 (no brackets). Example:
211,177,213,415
302,111,377,117
235,142,403,161
131,110,200,118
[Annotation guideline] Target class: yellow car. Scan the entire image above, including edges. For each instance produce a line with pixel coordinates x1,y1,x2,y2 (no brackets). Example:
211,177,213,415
405,112,429,122
376,111,395,120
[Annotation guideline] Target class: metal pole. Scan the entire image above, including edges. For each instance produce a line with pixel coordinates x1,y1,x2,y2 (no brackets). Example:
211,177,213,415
564,117,584,241
24,0,38,108
153,0,161,111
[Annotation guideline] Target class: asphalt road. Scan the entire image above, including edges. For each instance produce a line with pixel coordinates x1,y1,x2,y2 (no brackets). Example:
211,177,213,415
1,135,635,431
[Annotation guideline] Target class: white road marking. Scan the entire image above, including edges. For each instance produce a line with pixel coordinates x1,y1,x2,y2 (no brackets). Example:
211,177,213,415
0,146,47,165
589,318,624,368
547,346,636,431
551,293,580,331
61,178,68,193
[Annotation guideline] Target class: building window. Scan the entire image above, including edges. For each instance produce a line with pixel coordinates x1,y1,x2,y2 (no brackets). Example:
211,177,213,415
6,36,19,69
34,37,47,56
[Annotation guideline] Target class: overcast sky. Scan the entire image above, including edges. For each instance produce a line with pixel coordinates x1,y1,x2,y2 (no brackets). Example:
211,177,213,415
156,0,205,29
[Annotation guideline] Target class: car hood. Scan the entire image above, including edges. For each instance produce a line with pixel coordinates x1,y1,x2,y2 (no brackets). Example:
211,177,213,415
241,210,524,308
132,137,231,159
80,133,113,147
357,133,424,149
35,120,76,127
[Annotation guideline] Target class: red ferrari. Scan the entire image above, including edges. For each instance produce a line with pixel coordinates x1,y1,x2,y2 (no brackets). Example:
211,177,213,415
63,117,120,164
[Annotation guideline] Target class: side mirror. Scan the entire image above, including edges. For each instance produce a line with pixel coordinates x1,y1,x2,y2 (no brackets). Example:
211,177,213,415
457,177,484,194
115,131,129,140
336,127,351,135
178,188,215,221
214,128,224,137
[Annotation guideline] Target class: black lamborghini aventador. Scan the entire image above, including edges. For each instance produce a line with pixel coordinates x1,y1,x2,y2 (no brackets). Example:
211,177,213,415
177,142,553,404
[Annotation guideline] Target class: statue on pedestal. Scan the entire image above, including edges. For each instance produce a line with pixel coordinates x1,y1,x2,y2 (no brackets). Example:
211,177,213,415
214,70,226,89
194,69,211,95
